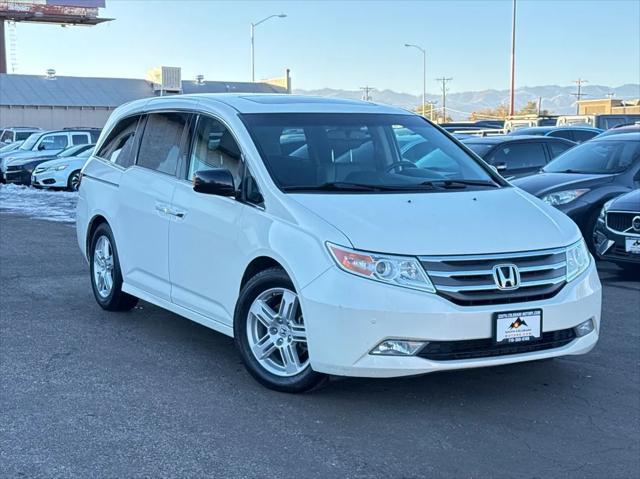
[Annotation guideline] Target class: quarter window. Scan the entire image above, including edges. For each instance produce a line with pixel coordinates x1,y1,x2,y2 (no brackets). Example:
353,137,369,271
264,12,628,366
138,112,190,175
187,116,243,186
548,141,572,159
97,115,140,167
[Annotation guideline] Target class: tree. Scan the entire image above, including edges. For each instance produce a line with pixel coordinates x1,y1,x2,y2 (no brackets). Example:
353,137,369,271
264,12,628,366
470,101,551,120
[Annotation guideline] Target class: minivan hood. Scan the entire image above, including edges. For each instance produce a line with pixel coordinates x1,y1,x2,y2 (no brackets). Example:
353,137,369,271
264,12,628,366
513,172,615,197
290,187,580,256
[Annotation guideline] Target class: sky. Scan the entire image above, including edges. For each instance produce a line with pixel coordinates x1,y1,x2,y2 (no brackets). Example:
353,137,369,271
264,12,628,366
6,0,640,94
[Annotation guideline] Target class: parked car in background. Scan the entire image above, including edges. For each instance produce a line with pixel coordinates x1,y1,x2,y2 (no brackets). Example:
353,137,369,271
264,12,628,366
504,116,558,132
0,127,42,146
0,128,99,181
4,143,94,186
595,124,640,138
32,145,95,191
593,189,640,274
461,135,576,178
0,140,23,155
513,133,640,253
557,114,640,130
509,126,602,143
77,94,600,393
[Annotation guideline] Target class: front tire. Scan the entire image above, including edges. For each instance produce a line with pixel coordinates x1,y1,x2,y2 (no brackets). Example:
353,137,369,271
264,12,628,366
234,268,327,393
89,223,138,311
68,170,81,191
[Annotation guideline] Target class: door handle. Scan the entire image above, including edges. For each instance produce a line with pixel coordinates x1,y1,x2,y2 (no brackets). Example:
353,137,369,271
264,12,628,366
155,202,171,216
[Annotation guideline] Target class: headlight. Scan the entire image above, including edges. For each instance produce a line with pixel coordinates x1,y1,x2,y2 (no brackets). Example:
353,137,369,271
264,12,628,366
54,164,68,171
327,243,436,293
598,198,615,221
542,189,589,206
566,239,590,282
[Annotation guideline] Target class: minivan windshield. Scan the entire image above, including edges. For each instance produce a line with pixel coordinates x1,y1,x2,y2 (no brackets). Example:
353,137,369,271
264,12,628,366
242,113,501,192
543,138,640,174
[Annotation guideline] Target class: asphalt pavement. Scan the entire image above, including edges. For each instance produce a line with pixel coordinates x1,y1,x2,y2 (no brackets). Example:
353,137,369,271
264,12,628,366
1,211,639,479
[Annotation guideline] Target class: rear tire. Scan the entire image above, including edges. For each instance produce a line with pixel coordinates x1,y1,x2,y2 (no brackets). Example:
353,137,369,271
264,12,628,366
234,267,327,393
89,223,138,311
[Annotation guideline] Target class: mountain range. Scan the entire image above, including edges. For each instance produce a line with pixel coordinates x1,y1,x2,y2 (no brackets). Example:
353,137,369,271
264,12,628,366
293,84,640,119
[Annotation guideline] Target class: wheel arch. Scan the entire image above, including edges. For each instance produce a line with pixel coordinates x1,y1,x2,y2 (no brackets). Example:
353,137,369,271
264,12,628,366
240,256,287,293
86,214,109,257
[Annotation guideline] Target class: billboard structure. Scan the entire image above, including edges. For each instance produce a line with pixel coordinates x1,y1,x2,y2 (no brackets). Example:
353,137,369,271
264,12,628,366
0,0,112,73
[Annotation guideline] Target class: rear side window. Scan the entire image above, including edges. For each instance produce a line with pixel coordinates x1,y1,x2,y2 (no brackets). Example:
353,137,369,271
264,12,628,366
15,131,35,141
137,112,190,176
548,130,574,141
0,130,11,142
548,141,573,159
488,142,547,169
572,130,598,143
72,134,89,145
97,115,140,168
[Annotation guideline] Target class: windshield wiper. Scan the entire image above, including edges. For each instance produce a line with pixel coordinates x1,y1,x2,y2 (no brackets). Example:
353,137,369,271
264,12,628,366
421,179,499,189
551,169,589,174
283,181,442,192
283,182,389,192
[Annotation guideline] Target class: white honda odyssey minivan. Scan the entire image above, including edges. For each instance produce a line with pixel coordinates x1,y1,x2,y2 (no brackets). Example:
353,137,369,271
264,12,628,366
76,94,601,392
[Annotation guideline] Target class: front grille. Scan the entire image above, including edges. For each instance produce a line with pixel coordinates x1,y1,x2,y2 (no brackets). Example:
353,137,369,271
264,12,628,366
607,212,639,234
417,328,576,361
421,248,567,306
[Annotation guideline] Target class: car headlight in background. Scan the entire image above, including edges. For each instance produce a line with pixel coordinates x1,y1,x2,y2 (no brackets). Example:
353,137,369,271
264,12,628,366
54,164,68,171
598,198,615,222
566,239,590,282
327,243,436,293
542,189,590,206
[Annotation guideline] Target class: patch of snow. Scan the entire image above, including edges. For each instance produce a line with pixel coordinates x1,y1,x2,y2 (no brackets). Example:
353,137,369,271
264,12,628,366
0,184,77,224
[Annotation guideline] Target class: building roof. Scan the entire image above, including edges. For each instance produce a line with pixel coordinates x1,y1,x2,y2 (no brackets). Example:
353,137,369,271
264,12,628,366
0,74,286,108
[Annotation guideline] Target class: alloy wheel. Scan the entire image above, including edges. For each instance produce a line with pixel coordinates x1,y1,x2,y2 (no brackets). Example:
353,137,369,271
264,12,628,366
246,287,309,377
93,235,114,298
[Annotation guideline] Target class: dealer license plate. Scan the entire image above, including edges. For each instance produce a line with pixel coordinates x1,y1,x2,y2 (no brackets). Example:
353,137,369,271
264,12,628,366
494,309,542,344
625,237,640,254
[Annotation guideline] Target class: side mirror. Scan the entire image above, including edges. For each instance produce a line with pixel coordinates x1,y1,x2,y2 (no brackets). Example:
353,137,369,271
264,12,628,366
193,168,236,197
38,143,46,151
495,162,507,172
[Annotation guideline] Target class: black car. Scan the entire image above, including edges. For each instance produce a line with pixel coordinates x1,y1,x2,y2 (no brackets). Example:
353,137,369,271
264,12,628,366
509,126,603,143
593,189,640,274
461,135,576,178
513,132,640,253
3,144,94,186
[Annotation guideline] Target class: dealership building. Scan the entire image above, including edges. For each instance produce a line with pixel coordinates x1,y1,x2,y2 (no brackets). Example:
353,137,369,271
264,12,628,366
0,67,290,129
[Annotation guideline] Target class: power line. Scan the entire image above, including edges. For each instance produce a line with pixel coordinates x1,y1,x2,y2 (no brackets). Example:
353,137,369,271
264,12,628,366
435,77,452,121
571,78,588,114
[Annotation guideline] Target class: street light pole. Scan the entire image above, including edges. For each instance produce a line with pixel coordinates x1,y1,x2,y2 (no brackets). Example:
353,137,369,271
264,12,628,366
404,43,426,117
508,0,517,117
251,13,287,82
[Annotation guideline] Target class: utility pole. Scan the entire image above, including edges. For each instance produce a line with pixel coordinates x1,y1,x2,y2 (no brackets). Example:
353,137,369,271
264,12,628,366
360,86,375,102
571,78,588,114
436,77,452,122
509,0,517,117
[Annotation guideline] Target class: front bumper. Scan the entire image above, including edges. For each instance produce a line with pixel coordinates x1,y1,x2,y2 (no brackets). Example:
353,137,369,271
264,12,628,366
31,170,68,188
300,261,601,377
3,169,32,185
594,217,640,266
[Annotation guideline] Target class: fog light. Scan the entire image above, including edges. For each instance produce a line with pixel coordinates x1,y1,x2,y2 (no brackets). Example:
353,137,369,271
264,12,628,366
574,318,595,337
370,340,426,356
